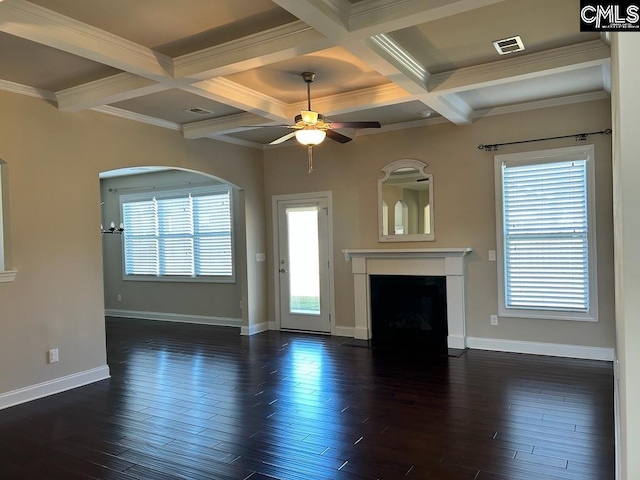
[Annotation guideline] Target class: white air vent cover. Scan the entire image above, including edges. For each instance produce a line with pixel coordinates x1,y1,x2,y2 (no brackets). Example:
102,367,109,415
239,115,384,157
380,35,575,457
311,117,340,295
185,107,213,115
493,36,525,55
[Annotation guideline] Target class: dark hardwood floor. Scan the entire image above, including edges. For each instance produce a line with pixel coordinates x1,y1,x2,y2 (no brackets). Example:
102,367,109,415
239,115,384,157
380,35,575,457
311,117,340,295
0,318,614,479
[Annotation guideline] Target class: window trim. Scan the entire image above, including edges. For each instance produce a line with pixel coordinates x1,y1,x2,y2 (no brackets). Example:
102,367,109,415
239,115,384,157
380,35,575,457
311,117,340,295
0,163,17,283
119,184,235,284
494,145,598,322
0,163,5,271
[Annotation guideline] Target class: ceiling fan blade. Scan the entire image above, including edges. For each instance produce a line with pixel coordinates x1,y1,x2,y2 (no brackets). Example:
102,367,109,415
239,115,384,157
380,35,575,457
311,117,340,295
326,129,353,144
328,121,381,129
269,131,297,145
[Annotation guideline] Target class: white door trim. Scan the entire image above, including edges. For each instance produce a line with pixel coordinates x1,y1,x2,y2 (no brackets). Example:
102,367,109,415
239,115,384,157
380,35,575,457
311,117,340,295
272,191,336,334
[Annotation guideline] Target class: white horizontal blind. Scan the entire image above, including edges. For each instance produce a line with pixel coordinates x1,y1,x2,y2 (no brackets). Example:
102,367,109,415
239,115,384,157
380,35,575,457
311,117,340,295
122,187,232,278
502,159,589,312
193,193,232,276
123,200,158,276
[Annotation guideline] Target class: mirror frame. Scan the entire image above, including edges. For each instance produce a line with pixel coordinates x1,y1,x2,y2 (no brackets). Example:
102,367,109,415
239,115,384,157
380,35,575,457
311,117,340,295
378,158,434,242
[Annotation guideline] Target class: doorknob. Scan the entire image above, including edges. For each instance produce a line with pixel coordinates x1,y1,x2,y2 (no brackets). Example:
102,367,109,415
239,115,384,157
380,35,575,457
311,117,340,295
279,268,287,273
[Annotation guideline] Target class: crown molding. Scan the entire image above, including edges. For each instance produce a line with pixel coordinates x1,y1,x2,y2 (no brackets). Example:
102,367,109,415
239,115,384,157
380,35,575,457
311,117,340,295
429,40,610,93
368,34,430,85
473,91,610,119
174,21,331,80
206,134,264,150
358,115,449,136
91,106,181,131
0,0,173,80
0,79,55,101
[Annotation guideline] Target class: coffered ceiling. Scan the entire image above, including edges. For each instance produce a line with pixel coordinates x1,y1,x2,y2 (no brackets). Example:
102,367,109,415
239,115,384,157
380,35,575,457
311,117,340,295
0,0,609,148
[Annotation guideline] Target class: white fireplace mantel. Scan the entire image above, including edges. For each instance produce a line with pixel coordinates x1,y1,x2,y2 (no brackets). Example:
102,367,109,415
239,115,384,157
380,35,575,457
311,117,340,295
343,248,473,349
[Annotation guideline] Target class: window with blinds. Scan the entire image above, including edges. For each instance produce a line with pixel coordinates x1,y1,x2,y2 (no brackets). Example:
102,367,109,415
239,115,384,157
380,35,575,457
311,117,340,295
120,185,233,282
495,145,597,321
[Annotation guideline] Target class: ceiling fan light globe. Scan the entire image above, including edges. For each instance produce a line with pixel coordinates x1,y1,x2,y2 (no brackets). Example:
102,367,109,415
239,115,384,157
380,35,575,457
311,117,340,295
295,128,326,146
301,110,318,124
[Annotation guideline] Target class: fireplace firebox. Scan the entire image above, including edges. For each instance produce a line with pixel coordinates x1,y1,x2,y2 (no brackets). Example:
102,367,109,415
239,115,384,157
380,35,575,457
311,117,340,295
370,275,447,353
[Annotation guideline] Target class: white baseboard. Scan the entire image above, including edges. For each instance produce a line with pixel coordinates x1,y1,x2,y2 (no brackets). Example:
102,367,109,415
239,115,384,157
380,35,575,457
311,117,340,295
0,365,110,411
268,321,277,330
353,327,370,340
333,326,354,337
466,337,614,361
241,322,269,336
614,354,622,479
447,335,466,350
105,309,241,328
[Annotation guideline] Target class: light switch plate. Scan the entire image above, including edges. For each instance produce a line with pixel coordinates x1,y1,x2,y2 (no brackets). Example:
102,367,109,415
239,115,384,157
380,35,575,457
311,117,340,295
488,250,496,261
256,253,266,262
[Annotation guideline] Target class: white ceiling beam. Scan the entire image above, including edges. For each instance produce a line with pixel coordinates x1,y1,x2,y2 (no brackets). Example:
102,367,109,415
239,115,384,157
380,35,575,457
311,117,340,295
424,94,473,125
286,83,412,118
272,0,479,124
602,61,612,94
0,0,173,81
348,38,473,124
269,0,351,39
185,78,289,123
349,0,507,37
428,40,610,94
183,113,268,139
185,83,412,139
91,106,182,131
173,21,333,80
43,18,333,113
56,73,172,112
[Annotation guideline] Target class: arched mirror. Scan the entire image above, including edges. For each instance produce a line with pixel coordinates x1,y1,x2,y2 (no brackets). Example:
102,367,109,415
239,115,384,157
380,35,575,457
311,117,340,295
378,159,434,242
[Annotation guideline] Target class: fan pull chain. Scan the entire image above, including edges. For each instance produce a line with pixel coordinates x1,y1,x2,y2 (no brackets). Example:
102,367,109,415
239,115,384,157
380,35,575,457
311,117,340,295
307,146,314,173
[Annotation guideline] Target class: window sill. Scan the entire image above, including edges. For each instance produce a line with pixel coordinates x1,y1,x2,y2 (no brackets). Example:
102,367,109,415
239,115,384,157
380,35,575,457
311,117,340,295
123,274,235,284
499,307,597,322
0,270,17,283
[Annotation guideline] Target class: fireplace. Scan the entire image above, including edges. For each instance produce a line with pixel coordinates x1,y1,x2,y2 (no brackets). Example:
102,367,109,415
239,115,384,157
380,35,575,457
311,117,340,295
343,248,472,349
370,275,448,353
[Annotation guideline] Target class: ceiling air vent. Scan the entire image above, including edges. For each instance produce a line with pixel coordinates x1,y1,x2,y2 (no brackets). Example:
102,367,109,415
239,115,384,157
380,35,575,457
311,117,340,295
493,36,525,55
185,107,213,115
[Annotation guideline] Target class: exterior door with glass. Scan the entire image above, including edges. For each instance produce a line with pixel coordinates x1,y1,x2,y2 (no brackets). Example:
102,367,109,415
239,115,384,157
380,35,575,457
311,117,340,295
277,198,331,333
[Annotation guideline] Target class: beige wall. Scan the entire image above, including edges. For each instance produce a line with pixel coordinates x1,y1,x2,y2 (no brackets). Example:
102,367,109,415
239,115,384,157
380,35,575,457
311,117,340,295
0,90,266,395
264,99,615,348
101,170,242,320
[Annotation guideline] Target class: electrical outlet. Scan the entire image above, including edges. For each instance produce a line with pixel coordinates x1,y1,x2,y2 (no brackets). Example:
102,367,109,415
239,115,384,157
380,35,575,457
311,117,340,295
490,315,498,326
117,294,122,302
488,250,496,262
48,349,59,364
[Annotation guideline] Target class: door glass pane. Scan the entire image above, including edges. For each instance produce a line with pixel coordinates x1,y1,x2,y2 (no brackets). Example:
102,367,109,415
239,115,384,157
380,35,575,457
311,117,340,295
287,206,320,315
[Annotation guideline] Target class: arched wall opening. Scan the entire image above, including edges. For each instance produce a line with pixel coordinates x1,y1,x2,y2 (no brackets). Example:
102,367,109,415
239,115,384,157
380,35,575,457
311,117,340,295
99,166,250,331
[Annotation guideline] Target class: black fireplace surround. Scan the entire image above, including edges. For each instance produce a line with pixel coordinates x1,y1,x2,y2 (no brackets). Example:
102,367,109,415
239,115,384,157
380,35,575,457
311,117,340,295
370,275,448,353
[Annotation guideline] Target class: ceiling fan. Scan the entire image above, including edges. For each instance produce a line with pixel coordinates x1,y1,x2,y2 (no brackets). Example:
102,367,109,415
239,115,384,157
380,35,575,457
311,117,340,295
265,72,382,172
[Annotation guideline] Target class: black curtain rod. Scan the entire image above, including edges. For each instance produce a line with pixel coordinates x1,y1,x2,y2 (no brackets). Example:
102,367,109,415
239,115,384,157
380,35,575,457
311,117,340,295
478,128,612,152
